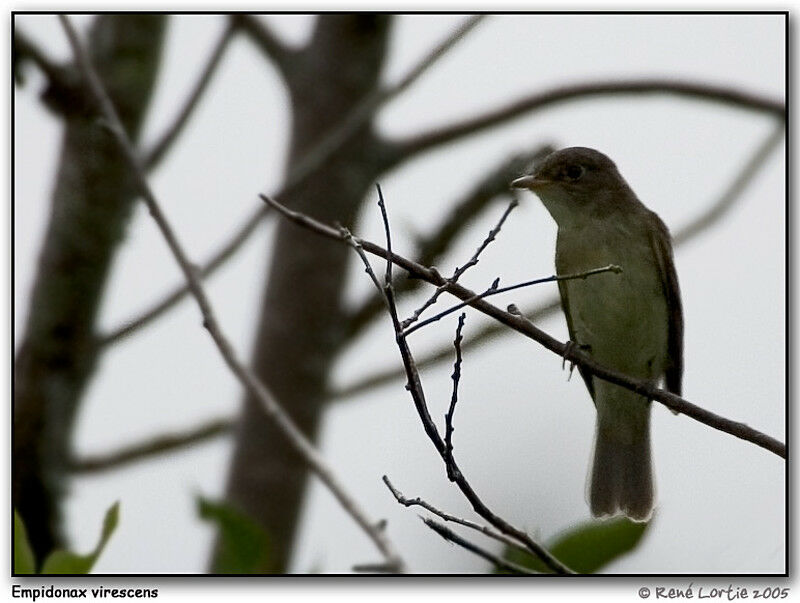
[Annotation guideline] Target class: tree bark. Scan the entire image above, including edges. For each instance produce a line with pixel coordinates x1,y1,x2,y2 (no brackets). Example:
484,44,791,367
218,15,392,573
13,14,165,563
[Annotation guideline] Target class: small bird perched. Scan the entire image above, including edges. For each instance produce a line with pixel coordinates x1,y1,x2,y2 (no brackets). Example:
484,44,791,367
512,147,683,522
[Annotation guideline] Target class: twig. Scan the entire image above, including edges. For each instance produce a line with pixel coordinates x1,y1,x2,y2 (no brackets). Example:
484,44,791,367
346,192,572,574
69,417,232,473
344,144,555,340
260,193,786,459
382,475,535,561
59,15,406,574
143,20,236,170
444,313,466,480
421,517,538,575
404,265,621,337
387,79,785,162
402,199,518,329
97,204,270,347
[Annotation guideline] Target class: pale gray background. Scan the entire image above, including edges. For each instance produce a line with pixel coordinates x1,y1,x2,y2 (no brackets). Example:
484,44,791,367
14,13,785,573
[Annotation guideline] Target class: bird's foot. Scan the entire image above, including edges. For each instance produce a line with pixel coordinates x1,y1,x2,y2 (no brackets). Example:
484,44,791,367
562,340,591,380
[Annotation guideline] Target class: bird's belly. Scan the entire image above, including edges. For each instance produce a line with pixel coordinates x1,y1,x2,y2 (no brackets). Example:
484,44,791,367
558,238,668,379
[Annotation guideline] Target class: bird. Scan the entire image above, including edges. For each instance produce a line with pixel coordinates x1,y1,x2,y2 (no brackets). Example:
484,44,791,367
512,146,683,522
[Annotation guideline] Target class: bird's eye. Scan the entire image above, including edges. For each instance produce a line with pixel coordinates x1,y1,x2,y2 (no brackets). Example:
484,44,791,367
565,164,585,181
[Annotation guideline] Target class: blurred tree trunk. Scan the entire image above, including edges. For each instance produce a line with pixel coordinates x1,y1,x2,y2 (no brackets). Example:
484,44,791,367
218,15,392,573
13,15,165,563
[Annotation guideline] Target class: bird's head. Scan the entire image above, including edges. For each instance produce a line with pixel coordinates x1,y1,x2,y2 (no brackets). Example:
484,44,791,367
512,147,631,226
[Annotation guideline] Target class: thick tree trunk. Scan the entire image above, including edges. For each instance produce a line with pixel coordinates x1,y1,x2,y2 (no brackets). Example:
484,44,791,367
218,15,392,573
13,15,165,563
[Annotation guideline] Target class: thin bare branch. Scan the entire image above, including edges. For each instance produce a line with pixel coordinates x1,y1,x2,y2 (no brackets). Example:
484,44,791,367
60,15,406,573
70,417,232,473
402,199,518,330
382,475,535,561
97,205,270,347
344,192,573,574
344,144,555,340
404,264,621,337
260,193,786,459
444,313,466,480
143,21,236,170
421,517,538,575
386,80,785,163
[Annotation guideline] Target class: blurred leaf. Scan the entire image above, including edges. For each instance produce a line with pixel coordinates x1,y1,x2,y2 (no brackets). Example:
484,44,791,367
40,501,119,574
197,496,272,574
14,510,36,574
499,517,649,574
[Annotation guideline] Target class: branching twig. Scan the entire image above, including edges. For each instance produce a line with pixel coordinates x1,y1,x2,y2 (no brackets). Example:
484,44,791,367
421,517,538,575
143,20,236,170
386,79,785,162
402,199,518,330
404,265,621,337
382,475,535,561
444,313,466,480
97,204,270,347
344,144,554,340
345,192,572,574
260,193,785,459
59,15,406,573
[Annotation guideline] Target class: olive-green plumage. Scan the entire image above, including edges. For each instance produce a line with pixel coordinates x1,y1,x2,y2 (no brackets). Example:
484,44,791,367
513,147,683,521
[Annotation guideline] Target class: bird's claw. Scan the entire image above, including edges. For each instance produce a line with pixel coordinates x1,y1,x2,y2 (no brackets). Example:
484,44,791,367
562,340,590,380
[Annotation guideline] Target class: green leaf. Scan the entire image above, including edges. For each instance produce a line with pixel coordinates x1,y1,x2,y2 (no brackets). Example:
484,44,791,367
499,517,650,574
40,501,120,575
197,496,272,574
14,510,36,574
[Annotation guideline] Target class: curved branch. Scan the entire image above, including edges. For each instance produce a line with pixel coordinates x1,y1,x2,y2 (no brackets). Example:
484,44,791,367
97,205,270,347
261,193,785,459
61,15,407,573
143,20,237,171
385,79,785,164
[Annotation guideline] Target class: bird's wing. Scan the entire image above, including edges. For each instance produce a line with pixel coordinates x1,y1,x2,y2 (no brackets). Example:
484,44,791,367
557,278,596,402
648,213,684,396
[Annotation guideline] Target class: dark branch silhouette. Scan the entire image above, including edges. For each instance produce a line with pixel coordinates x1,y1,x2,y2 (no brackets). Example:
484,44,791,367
384,79,785,164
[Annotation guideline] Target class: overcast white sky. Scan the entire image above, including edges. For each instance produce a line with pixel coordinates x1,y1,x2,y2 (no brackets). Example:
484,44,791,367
13,12,785,581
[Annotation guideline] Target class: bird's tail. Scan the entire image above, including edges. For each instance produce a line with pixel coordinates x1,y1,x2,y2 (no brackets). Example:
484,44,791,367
588,382,654,522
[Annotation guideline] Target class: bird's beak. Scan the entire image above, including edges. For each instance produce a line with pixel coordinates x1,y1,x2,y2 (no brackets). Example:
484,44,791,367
511,175,550,190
